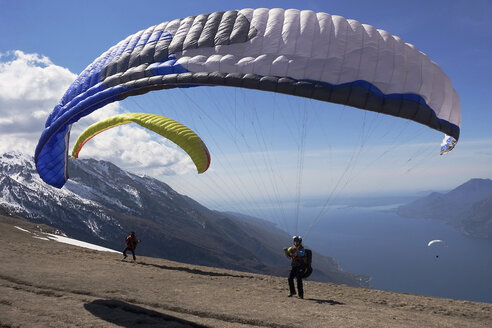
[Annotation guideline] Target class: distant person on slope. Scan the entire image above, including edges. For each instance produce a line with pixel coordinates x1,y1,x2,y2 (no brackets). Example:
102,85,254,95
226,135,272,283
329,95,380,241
123,231,140,261
283,235,307,299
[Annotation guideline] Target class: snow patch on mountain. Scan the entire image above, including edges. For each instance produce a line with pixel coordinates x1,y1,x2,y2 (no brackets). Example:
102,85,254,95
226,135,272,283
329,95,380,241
14,226,119,252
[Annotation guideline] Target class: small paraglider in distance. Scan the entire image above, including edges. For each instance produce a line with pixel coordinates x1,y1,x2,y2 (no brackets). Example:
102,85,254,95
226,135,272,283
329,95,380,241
427,239,448,258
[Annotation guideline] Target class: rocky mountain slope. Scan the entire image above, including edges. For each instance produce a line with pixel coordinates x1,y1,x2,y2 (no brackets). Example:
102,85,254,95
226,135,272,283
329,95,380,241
0,151,367,286
397,178,492,239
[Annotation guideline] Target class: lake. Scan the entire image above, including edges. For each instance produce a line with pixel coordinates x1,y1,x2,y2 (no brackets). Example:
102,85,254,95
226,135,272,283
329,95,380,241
260,204,492,304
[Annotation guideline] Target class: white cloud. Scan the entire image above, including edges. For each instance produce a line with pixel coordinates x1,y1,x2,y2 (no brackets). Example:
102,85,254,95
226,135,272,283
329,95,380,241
0,50,76,153
0,51,72,101
0,50,197,176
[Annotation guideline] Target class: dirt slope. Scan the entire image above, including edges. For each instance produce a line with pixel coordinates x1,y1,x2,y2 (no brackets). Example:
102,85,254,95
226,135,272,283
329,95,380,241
0,216,491,328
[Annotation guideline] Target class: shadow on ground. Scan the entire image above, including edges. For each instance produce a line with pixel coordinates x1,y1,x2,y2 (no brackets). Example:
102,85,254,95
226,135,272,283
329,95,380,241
135,261,251,278
307,298,344,305
84,299,208,328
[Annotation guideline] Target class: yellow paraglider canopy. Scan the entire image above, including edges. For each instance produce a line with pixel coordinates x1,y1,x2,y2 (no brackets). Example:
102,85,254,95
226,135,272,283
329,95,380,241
71,113,210,173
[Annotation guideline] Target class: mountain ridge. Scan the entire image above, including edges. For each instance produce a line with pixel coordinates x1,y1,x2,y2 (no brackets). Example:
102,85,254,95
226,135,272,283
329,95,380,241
397,178,492,239
0,151,368,287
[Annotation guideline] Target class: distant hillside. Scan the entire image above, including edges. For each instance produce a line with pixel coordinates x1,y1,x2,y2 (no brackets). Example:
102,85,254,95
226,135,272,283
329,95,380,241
0,151,368,287
397,178,492,239
461,195,492,239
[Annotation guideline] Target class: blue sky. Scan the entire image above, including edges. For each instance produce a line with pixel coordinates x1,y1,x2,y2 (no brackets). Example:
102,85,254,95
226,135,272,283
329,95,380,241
1,0,491,222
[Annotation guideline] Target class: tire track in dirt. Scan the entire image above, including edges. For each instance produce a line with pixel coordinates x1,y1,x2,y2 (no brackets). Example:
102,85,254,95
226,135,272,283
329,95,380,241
0,274,290,328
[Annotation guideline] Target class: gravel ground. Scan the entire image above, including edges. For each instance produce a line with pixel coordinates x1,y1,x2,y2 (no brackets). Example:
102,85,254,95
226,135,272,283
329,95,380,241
1,216,491,328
